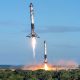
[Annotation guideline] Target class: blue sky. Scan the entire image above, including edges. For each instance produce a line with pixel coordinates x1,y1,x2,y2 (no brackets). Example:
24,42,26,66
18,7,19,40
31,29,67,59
0,0,80,65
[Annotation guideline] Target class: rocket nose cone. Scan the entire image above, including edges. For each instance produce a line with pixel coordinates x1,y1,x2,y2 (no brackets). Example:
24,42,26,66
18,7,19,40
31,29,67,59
30,3,33,7
44,41,46,44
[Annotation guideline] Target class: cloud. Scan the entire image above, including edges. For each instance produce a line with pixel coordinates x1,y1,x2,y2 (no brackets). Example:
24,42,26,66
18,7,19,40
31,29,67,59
36,26,80,33
17,26,80,34
0,21,25,27
53,44,80,49
0,21,80,33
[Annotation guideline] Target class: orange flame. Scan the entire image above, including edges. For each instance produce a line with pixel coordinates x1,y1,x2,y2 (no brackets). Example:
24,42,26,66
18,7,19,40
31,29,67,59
44,63,49,71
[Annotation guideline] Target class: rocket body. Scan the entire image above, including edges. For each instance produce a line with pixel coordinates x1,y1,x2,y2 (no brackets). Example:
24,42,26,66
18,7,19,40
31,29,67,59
27,3,39,38
30,3,34,34
44,41,48,63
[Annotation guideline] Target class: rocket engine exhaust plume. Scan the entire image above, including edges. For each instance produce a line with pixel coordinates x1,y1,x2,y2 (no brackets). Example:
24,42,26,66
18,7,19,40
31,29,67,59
31,37,36,59
44,63,48,71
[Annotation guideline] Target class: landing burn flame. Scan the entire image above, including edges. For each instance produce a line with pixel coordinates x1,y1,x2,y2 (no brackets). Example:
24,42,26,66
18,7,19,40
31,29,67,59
31,37,36,59
44,63,49,71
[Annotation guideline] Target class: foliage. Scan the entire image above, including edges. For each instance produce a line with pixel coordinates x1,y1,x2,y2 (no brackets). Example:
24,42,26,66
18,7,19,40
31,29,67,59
0,69,80,80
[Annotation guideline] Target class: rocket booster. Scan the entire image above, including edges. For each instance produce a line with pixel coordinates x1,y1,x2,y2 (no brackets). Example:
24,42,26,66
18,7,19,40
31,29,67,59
44,41,48,63
30,3,34,30
27,3,39,38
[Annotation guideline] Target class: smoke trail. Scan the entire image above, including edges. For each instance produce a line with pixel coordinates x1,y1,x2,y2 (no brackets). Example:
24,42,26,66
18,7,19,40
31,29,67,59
31,37,36,59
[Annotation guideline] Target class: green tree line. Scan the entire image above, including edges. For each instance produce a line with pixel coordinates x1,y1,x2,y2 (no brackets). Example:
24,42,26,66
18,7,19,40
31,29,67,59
0,69,80,80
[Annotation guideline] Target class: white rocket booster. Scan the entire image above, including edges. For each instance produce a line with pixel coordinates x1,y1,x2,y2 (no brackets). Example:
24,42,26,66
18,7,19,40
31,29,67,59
44,41,48,63
27,3,39,38
30,3,34,28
